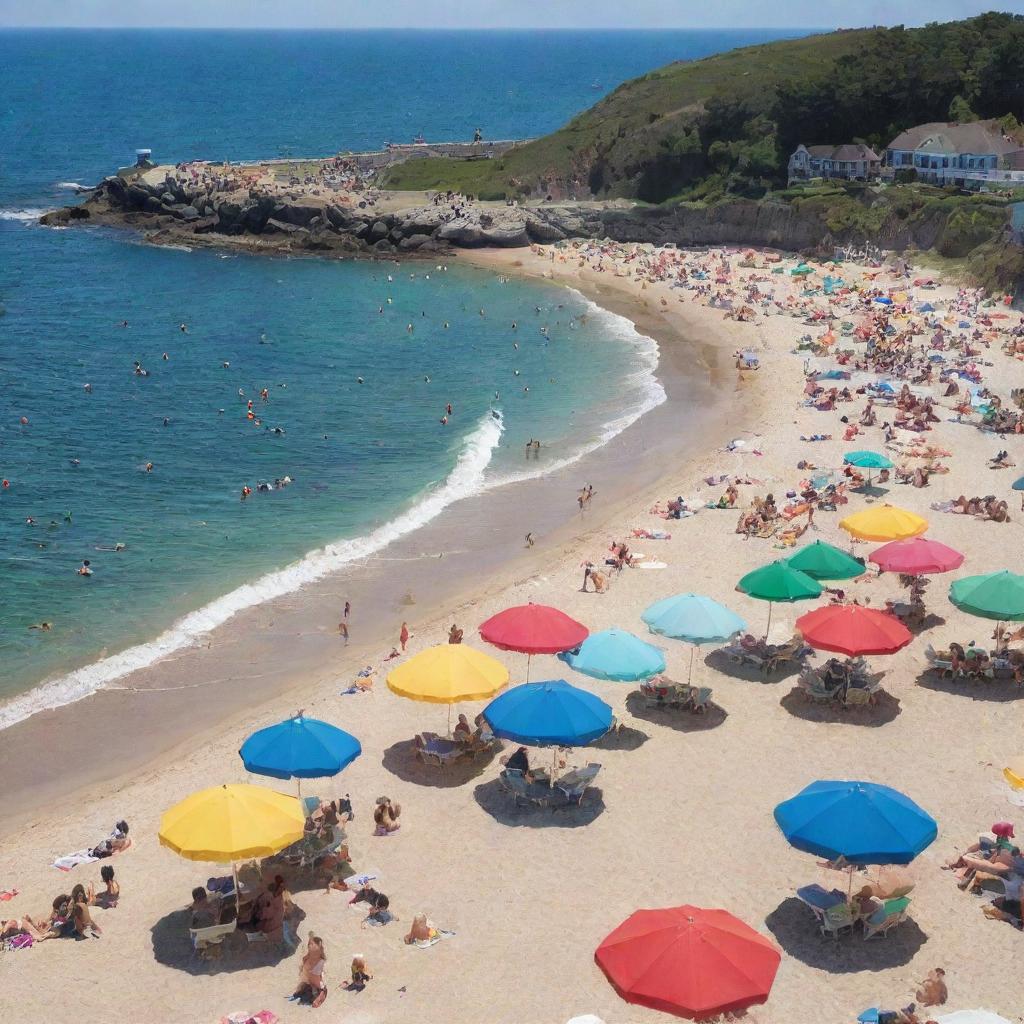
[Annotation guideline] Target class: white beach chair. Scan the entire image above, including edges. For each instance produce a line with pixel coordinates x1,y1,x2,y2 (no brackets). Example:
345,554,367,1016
190,921,236,957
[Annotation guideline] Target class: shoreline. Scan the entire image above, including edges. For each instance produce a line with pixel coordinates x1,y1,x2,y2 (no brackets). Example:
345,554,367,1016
0,243,755,837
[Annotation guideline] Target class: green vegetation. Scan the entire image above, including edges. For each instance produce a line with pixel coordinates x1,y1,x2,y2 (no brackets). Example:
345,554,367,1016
382,13,1024,204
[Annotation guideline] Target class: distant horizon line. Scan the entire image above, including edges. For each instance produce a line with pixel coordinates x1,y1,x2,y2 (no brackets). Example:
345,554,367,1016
0,24,844,32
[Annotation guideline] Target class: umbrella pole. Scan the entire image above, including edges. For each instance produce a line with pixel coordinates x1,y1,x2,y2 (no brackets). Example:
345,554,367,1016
447,703,453,738
688,646,695,686
232,861,241,919
526,653,532,683
765,602,773,640
297,778,302,800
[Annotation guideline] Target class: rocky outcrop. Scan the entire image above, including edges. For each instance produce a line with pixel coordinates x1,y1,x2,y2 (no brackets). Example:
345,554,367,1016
39,171,1019,281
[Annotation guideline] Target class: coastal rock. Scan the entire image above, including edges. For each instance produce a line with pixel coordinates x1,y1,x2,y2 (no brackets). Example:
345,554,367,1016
265,218,309,235
270,200,323,228
126,183,151,208
179,206,200,222
369,220,390,241
372,238,395,254
525,215,567,242
480,223,529,247
39,206,91,226
436,220,488,246
398,233,433,251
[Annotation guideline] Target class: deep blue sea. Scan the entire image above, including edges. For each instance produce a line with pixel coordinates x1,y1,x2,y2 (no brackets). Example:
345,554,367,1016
0,28,804,722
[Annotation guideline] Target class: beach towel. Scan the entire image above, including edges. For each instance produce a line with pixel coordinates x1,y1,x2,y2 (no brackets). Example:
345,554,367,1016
0,889,18,901
219,1013,279,1024
3,933,34,950
412,927,455,948
53,850,98,872
637,562,668,570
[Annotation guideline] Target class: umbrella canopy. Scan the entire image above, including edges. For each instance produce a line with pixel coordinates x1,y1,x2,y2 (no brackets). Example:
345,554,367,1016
795,604,912,657
774,780,937,865
479,603,588,655
558,629,665,682
839,504,928,542
869,537,964,575
240,715,361,781
386,643,509,703
949,570,1024,622
786,541,865,581
737,561,823,603
159,783,305,862
844,450,894,470
641,594,747,645
595,905,781,1020
1012,475,1024,492
483,679,612,747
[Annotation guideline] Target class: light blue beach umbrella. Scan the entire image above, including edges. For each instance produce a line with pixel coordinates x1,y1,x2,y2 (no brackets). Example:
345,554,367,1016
642,593,747,683
240,714,362,796
844,449,894,488
1012,476,1024,492
558,629,666,682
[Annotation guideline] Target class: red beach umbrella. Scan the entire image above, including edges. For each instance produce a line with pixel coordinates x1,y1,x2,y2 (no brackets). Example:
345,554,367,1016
595,905,781,1020
868,536,964,576
796,604,912,657
479,603,588,680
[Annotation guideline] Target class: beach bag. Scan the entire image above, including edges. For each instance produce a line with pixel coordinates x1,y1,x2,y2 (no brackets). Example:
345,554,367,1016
311,986,328,1009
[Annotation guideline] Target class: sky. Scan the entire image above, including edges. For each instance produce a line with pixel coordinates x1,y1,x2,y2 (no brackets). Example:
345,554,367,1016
0,0,1021,29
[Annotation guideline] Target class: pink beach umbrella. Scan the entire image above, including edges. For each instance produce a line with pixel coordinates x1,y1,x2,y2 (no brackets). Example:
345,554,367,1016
868,537,964,576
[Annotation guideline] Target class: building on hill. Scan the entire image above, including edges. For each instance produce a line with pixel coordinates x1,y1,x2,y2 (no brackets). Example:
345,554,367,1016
788,144,881,182
884,120,1024,185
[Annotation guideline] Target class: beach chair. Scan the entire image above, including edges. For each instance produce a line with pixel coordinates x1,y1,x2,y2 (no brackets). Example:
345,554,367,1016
862,896,911,939
686,686,712,714
499,768,533,807
844,685,874,708
190,921,236,958
555,763,601,806
819,902,855,940
640,678,676,708
924,644,955,678
415,732,464,768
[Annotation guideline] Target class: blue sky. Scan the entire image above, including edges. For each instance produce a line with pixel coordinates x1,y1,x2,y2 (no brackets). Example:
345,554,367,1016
1,1,1021,29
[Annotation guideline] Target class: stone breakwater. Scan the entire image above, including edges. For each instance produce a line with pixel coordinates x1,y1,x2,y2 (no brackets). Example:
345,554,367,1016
39,170,1020,273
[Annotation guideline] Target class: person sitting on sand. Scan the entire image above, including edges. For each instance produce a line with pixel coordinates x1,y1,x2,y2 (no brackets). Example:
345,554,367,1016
373,796,401,835
915,968,947,1007
361,893,394,927
90,820,131,859
448,623,464,644
253,878,286,943
290,933,327,1004
342,954,372,990
404,912,441,945
69,884,101,938
982,872,1023,927
323,843,356,893
33,894,74,941
88,865,119,908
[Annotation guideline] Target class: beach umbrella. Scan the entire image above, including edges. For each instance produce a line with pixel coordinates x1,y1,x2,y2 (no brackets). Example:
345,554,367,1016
843,449,894,489
479,602,588,680
595,905,781,1020
868,536,964,576
737,561,822,636
949,570,1024,622
796,604,912,657
1012,475,1024,492
641,594,746,683
839,504,928,542
483,679,611,748
387,643,509,733
786,540,864,581
240,714,361,796
558,629,665,682
774,780,937,866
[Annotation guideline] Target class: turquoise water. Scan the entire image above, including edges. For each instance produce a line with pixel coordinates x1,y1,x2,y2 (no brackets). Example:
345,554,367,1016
0,28,804,719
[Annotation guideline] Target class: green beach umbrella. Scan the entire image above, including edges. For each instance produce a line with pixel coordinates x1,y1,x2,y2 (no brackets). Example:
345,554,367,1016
737,561,823,636
949,571,1024,622
844,450,894,488
786,540,865,582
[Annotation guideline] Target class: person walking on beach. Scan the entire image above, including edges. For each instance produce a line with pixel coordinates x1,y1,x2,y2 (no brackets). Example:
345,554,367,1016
399,622,410,652
344,601,350,620
338,621,349,644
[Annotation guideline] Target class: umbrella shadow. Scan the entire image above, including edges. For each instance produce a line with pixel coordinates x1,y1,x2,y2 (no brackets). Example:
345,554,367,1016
472,777,606,828
764,897,926,972
588,723,649,751
779,688,902,726
150,906,301,975
915,668,1024,703
381,739,502,788
704,648,804,685
625,692,728,732
908,612,946,635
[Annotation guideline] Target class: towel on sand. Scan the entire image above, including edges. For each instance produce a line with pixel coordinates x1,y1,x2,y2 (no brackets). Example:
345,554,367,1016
53,850,98,872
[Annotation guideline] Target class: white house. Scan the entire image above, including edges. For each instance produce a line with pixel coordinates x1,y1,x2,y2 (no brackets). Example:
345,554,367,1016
885,120,1024,184
788,143,881,182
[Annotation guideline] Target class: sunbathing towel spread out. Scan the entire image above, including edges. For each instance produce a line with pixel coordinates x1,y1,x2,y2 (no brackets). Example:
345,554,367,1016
344,872,377,889
638,562,668,570
413,928,456,948
53,850,98,872
0,889,18,901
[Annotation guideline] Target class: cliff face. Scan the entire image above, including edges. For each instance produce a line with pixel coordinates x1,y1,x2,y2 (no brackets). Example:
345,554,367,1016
39,172,1023,294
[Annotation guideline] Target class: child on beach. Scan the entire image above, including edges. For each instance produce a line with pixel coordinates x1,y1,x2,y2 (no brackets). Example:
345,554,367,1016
341,955,372,990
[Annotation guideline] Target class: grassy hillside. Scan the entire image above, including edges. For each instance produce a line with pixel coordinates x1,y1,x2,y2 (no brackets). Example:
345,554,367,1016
382,13,1024,203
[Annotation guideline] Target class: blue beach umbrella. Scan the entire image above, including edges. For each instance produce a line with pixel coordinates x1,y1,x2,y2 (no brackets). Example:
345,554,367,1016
774,780,937,866
642,593,747,683
558,629,665,682
240,714,362,796
874,296,892,305
1012,476,1024,492
483,679,612,748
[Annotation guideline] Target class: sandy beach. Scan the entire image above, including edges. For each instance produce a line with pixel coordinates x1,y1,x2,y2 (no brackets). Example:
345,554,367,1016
3,240,1024,1024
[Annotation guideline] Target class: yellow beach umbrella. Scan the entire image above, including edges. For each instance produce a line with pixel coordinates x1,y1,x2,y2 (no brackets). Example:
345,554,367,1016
1004,760,1024,790
159,783,305,862
387,643,509,733
839,504,928,542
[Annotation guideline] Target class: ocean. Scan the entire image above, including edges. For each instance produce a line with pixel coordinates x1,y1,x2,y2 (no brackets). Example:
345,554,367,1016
0,28,804,724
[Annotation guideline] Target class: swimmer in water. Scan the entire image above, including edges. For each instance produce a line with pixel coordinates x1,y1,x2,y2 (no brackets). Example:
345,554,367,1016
357,376,364,384
446,403,452,416
525,533,534,548
163,417,170,426
77,560,93,577
145,462,154,472
179,323,188,333
512,322,517,330
162,352,169,361
424,376,431,383
29,621,53,631
443,322,449,329
119,320,128,328
84,383,92,393
440,415,448,425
